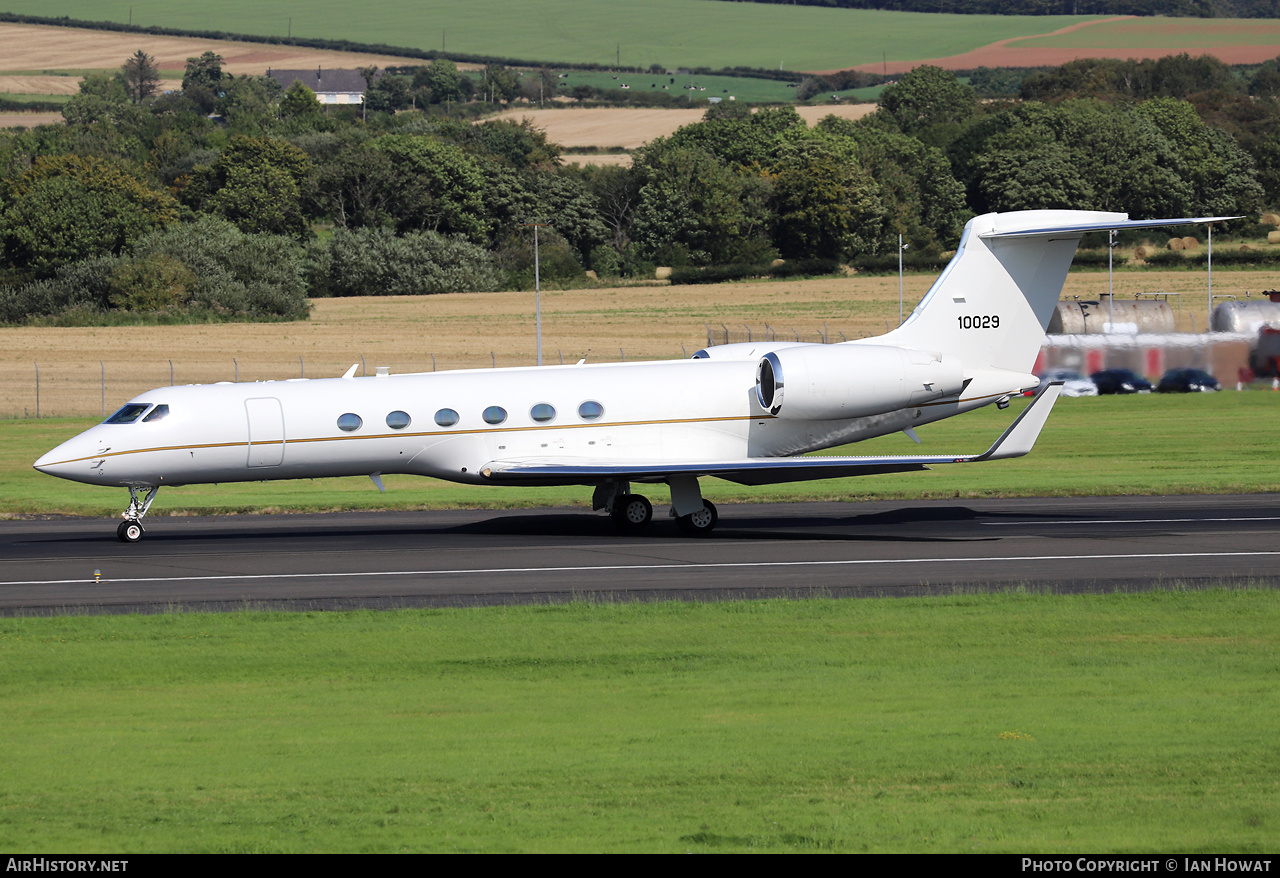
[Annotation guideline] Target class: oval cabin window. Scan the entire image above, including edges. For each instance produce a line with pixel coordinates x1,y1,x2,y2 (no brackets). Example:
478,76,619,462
434,409,459,427
578,401,604,420
482,406,508,425
337,413,363,432
530,403,556,423
386,411,411,430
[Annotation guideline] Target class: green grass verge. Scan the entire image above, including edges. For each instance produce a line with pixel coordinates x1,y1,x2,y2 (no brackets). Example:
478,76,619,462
1,591,1276,852
0,2,1097,71
6,391,1279,519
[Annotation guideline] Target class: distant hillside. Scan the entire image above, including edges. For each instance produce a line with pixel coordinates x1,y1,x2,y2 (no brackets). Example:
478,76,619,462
712,0,1280,18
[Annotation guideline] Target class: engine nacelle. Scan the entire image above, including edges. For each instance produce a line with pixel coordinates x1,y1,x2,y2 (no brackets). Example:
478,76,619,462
755,343,965,420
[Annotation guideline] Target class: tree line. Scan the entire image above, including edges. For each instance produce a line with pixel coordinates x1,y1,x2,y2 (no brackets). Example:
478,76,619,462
0,51,1276,324
711,0,1280,17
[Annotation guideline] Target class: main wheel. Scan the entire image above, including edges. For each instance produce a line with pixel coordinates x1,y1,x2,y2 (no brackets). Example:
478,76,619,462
610,494,653,530
676,500,718,536
117,519,144,543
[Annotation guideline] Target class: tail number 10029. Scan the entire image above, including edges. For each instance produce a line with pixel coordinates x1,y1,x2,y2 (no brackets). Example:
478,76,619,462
959,315,999,329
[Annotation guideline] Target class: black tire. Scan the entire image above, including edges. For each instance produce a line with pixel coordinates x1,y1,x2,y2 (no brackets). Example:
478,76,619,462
610,494,653,530
676,500,718,536
118,520,144,543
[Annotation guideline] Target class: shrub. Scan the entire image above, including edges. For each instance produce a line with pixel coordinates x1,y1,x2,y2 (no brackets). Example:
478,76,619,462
326,226,499,296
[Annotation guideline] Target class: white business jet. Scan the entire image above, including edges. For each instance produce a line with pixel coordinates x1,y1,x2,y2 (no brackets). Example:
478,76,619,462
34,209,1229,542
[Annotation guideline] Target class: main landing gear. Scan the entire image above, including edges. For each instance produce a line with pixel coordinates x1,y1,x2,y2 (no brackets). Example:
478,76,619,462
117,486,158,543
594,478,719,536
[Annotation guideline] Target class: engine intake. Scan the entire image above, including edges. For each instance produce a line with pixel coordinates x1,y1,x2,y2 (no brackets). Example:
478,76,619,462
756,344,964,420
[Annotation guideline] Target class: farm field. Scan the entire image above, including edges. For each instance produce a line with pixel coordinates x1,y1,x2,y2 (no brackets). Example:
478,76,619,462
0,21,431,82
491,104,878,152
2,590,1276,852
3,268,1267,420
0,3,1098,71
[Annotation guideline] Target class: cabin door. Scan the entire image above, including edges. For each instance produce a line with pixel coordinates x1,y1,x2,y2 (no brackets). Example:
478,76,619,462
245,397,285,467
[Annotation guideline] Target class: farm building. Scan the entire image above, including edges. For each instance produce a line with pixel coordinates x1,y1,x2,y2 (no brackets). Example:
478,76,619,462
267,67,368,104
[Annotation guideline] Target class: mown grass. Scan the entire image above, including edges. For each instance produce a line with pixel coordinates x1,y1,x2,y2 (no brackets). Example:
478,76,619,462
1,591,1276,852
6,391,1278,518
0,2,1095,71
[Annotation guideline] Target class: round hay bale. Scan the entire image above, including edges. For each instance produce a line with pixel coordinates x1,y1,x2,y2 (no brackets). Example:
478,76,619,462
770,258,786,268
1167,238,1184,251
1135,244,1154,259
654,266,672,279
584,269,598,280
1241,243,1257,252
1268,231,1280,244
1262,212,1280,226
1182,236,1200,249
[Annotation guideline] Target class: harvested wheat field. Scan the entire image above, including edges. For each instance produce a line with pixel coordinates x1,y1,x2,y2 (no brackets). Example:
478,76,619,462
0,22,429,82
491,104,878,151
2,268,1271,419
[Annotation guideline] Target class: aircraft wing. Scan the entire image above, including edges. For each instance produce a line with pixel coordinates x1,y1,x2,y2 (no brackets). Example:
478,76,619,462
480,383,1062,487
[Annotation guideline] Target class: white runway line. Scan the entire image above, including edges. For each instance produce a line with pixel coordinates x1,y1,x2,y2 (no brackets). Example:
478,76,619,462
4,550,1280,587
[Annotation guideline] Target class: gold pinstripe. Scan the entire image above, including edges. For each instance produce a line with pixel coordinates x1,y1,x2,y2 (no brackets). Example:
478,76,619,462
42,391,1003,468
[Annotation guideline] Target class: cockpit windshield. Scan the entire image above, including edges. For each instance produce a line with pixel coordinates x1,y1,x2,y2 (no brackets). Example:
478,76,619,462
142,404,169,422
103,404,150,425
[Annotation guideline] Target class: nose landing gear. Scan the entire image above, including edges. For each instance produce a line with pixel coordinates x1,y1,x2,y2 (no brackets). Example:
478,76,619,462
117,486,158,543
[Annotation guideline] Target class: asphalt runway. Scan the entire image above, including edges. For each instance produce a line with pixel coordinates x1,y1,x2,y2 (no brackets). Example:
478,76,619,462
1,494,1278,615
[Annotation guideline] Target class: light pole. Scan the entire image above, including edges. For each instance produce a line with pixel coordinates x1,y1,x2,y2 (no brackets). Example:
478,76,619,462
898,235,909,325
525,220,550,365
1107,228,1116,331
1206,221,1214,327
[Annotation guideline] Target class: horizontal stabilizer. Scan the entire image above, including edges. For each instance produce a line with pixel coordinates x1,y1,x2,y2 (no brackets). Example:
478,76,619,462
480,381,1063,487
981,216,1240,240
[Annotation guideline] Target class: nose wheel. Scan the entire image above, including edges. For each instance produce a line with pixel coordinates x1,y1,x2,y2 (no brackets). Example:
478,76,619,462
117,486,158,543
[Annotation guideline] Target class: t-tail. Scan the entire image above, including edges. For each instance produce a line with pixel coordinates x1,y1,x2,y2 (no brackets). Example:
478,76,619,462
872,210,1237,383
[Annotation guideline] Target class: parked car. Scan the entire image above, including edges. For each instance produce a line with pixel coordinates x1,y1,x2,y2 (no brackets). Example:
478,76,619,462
1090,368,1153,394
1156,368,1221,393
1037,368,1098,397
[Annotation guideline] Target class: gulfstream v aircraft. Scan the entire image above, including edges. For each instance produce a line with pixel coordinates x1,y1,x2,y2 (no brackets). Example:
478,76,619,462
35,209,1228,542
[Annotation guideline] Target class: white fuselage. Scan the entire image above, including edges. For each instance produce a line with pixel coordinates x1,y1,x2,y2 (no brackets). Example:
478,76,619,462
33,352,1010,490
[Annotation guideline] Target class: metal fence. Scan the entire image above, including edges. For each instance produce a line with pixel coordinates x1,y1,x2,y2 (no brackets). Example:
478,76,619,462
703,323,882,347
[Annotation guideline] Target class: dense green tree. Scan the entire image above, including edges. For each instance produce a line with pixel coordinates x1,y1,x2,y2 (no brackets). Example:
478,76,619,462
0,155,178,278
181,51,224,114
631,141,769,265
370,135,490,241
769,139,885,259
813,116,968,252
668,105,805,168
879,66,978,142
185,136,311,237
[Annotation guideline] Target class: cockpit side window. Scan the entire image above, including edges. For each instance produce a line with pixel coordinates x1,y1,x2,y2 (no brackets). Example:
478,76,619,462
141,404,169,423
104,404,150,425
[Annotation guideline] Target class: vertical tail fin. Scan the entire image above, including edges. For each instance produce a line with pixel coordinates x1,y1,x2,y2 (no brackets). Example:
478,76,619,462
877,210,1236,376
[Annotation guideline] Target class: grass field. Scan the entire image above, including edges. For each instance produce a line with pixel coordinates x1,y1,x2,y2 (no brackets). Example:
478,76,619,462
7,391,1279,519
1,590,1276,852
0,2,1095,71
